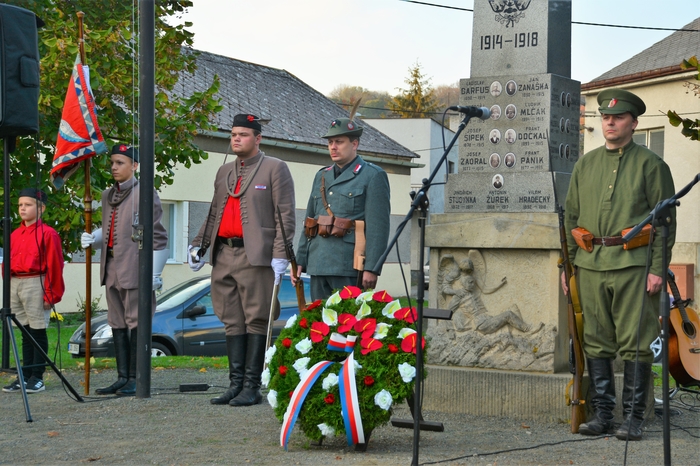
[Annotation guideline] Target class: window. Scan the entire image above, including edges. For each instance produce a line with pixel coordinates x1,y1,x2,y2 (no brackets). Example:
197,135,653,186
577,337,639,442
161,202,175,260
632,128,664,159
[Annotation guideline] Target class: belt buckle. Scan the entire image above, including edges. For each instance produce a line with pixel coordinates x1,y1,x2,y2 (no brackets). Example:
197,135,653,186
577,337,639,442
600,237,608,247
227,238,234,247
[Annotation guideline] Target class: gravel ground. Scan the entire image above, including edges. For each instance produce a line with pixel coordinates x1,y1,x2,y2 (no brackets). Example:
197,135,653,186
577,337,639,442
1,367,698,465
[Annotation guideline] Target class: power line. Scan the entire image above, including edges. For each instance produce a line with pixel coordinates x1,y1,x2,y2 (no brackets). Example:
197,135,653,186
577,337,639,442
399,0,700,32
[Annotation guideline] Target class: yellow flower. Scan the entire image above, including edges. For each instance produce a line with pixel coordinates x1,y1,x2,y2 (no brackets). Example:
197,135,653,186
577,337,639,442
50,310,64,321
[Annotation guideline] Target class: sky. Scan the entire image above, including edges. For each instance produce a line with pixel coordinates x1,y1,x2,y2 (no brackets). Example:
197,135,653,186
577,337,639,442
178,0,699,97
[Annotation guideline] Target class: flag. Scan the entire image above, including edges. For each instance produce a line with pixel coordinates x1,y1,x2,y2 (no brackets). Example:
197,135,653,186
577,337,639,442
50,55,107,189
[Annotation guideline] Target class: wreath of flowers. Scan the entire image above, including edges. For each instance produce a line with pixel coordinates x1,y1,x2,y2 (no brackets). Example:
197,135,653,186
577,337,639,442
263,286,426,444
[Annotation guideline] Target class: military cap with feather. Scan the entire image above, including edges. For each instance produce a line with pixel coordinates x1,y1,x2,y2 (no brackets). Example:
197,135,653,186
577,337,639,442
322,98,364,139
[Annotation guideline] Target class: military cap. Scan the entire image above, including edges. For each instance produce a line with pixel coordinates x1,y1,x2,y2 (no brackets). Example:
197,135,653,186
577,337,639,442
111,144,139,162
597,89,646,117
232,113,262,132
322,118,363,139
19,187,48,204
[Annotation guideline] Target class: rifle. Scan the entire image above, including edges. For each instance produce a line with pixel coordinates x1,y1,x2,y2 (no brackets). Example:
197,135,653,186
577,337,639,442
277,207,306,311
557,205,586,433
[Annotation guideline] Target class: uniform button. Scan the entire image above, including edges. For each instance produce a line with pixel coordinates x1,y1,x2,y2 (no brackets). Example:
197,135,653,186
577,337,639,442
613,169,617,173
329,191,333,195
349,193,353,196
608,185,612,189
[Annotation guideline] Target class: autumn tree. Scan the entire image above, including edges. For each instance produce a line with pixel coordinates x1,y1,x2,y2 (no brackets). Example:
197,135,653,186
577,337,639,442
327,84,392,118
433,82,460,111
1,0,221,253
388,62,440,118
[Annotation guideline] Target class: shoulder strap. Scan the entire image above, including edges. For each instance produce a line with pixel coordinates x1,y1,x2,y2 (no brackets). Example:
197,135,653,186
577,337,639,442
320,175,334,216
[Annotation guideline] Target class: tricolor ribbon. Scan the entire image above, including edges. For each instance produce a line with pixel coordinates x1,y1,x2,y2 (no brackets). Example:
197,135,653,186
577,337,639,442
327,333,357,353
280,360,334,449
338,352,365,445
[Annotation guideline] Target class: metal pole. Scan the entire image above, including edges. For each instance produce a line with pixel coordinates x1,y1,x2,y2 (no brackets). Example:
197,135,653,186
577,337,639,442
2,138,14,369
136,0,155,399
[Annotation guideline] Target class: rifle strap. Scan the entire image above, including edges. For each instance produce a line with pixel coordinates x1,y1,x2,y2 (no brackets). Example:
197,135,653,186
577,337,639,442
320,176,334,216
354,220,366,271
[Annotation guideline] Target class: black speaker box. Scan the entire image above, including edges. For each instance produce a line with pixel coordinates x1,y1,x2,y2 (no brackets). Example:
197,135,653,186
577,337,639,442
0,4,43,138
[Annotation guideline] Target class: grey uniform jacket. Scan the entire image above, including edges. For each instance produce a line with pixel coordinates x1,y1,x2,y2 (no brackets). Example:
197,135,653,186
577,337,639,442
297,156,390,277
192,151,295,267
99,177,168,288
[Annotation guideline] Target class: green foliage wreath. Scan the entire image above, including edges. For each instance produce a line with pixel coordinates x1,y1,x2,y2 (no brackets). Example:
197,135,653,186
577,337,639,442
263,286,426,443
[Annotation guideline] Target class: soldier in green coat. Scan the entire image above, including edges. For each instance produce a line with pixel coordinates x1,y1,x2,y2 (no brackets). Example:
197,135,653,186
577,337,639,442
562,89,676,441
293,117,391,300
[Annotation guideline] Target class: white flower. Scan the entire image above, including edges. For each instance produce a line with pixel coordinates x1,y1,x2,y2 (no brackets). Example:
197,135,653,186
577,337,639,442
261,367,271,387
293,357,311,376
322,308,338,326
322,373,339,391
355,291,374,304
382,300,401,318
267,389,278,408
374,389,393,411
284,314,297,328
318,423,335,437
373,323,392,340
295,337,313,355
353,360,363,371
398,362,416,383
326,291,341,306
264,345,277,364
355,301,372,319
398,328,417,340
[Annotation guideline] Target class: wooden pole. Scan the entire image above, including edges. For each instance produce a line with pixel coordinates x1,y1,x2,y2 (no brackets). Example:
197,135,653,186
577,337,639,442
77,11,92,395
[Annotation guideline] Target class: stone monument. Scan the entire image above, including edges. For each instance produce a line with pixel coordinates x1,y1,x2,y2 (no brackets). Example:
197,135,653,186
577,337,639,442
423,0,583,420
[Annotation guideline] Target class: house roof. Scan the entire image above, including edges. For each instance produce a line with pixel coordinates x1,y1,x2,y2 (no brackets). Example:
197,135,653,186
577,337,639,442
584,17,700,89
174,49,416,161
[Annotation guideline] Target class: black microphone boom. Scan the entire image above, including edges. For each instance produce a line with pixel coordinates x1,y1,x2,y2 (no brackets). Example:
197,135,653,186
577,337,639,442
448,106,491,120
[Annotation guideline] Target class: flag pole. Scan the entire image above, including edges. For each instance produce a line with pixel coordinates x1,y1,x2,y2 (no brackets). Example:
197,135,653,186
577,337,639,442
76,11,92,395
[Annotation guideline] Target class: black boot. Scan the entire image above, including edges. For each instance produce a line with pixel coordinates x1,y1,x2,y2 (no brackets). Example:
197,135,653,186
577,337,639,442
615,361,652,441
211,334,247,405
20,326,34,382
116,327,138,396
96,328,129,395
579,358,616,435
229,334,266,407
29,327,49,381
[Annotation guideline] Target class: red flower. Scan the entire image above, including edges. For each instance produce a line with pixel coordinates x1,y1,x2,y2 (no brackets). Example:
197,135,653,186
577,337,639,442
372,290,393,303
388,344,399,353
247,115,255,122
279,366,288,376
354,318,377,340
339,286,362,299
338,313,357,333
289,391,294,398
282,338,292,349
401,333,426,355
364,376,375,386
395,307,417,324
304,299,322,311
360,337,383,355
299,318,308,329
310,321,330,343
324,393,335,404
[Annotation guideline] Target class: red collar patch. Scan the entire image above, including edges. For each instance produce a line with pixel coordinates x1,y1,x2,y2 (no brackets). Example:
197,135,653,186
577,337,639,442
353,164,362,174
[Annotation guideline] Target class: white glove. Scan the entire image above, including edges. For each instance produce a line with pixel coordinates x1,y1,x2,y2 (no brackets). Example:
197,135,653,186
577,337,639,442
81,228,103,249
188,245,205,272
271,258,289,285
152,275,163,291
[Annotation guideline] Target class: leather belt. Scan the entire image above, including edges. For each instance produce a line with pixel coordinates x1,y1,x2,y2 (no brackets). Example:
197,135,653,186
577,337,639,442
592,236,625,246
218,236,244,248
11,272,44,278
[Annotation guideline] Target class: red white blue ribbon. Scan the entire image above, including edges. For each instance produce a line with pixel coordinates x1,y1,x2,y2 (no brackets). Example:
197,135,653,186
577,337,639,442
338,352,365,445
280,360,334,449
327,333,357,353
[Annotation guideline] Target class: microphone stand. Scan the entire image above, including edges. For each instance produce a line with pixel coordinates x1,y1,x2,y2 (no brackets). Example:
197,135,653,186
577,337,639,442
375,111,475,466
622,173,699,466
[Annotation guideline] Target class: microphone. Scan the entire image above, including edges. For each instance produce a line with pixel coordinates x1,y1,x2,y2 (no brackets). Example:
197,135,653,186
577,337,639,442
448,106,491,120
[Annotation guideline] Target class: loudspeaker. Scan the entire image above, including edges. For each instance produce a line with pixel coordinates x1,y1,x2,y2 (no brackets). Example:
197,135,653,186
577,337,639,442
0,4,43,138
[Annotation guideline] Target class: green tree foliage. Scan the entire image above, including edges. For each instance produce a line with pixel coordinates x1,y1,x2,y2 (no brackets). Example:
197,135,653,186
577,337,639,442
667,56,700,141
1,0,222,253
327,84,392,118
388,62,439,118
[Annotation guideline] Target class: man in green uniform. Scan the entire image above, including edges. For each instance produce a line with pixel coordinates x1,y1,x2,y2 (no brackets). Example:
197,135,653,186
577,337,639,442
562,89,676,440
293,117,391,300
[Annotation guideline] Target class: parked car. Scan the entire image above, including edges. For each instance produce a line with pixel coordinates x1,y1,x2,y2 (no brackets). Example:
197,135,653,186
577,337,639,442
68,273,311,358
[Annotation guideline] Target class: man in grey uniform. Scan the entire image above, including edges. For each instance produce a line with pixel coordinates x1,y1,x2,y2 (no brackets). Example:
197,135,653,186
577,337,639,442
293,117,390,299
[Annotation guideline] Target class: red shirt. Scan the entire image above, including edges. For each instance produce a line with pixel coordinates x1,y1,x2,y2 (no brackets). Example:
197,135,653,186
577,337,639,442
217,175,244,238
9,220,65,305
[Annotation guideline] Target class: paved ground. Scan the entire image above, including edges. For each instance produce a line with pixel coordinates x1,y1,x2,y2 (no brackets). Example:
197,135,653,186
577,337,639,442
1,367,698,465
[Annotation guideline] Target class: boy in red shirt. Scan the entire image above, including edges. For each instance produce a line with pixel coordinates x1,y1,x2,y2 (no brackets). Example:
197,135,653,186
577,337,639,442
2,188,65,393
